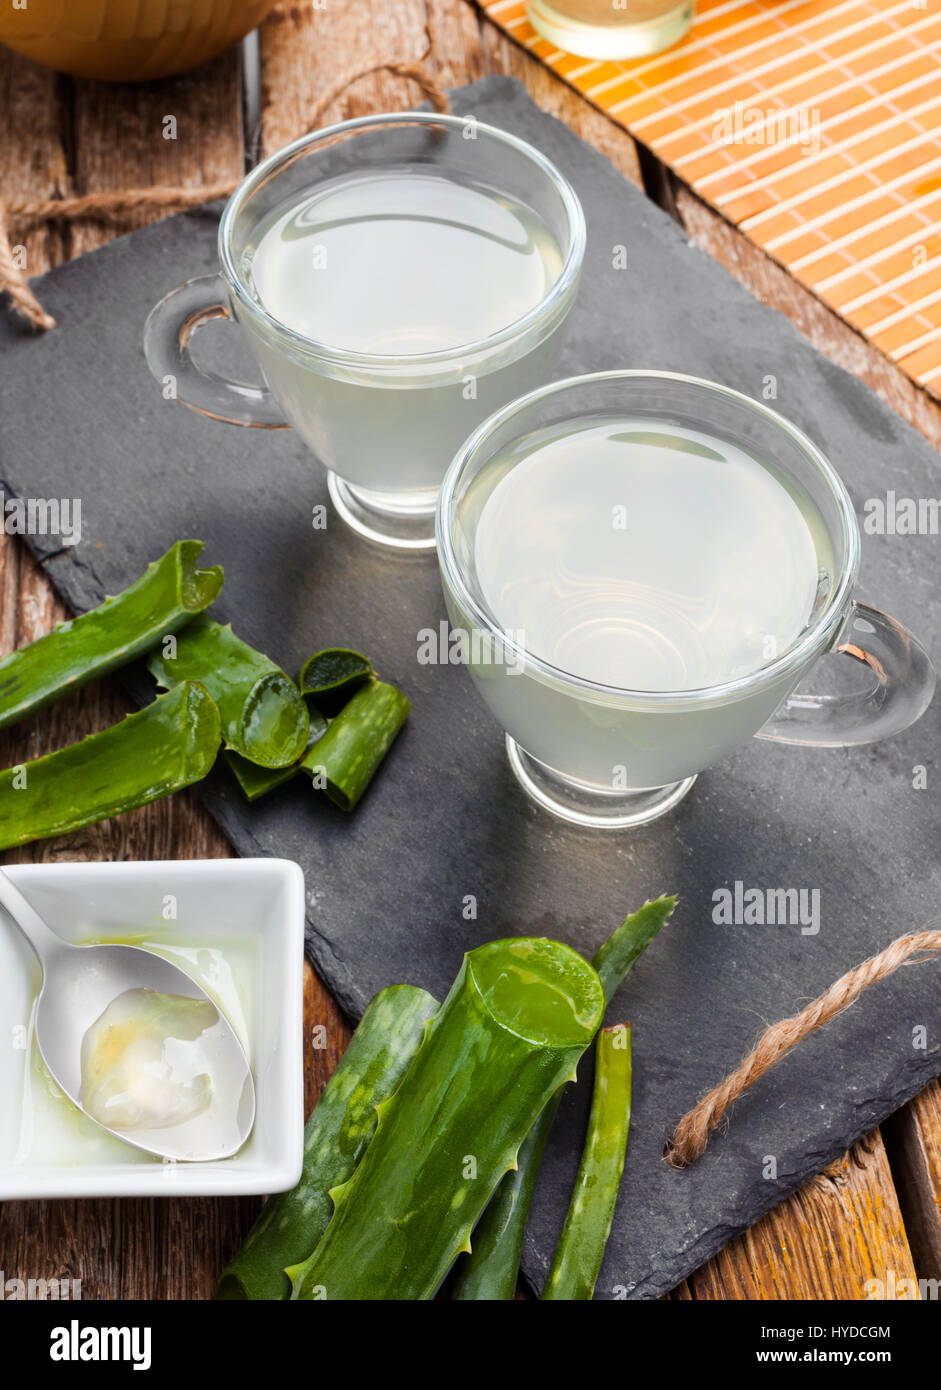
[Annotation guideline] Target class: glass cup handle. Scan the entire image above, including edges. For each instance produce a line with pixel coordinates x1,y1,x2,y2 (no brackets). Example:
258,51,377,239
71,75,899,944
756,600,936,748
143,274,288,428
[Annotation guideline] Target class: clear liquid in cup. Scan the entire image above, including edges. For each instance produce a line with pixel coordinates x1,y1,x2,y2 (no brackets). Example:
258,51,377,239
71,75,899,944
246,167,562,355
240,167,566,503
467,416,834,787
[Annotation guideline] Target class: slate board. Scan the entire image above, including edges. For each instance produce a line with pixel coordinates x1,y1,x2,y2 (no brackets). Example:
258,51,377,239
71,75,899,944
2,76,940,1300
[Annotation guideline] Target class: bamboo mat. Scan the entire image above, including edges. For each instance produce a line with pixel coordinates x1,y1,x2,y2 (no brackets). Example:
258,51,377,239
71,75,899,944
481,0,941,393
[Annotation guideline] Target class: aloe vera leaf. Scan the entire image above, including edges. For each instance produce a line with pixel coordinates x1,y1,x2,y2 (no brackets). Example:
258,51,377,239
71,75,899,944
216,983,438,1300
224,710,328,802
0,682,221,850
148,617,308,769
290,937,605,1301
299,678,409,811
542,1023,633,1301
223,753,300,803
592,895,678,1000
448,1096,555,1302
451,895,675,1300
298,648,373,717
0,540,222,733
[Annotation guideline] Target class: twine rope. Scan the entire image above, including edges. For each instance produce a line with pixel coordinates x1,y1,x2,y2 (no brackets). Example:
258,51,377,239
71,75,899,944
0,51,450,331
664,929,941,1168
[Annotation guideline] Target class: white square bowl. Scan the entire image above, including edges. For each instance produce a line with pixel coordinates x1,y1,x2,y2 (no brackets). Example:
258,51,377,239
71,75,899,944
0,858,305,1198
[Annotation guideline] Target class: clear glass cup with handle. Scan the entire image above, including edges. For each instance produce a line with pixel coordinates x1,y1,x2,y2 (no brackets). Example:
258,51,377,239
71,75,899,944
143,112,585,551
436,371,937,828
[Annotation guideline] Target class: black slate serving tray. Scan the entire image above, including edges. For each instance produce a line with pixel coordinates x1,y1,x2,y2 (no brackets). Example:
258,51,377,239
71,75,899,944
2,77,940,1299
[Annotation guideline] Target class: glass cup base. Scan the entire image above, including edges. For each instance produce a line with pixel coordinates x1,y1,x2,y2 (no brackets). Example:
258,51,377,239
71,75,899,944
327,473,438,551
506,736,697,828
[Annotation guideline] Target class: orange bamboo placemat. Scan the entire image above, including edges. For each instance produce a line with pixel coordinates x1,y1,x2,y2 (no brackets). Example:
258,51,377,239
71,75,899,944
481,0,941,393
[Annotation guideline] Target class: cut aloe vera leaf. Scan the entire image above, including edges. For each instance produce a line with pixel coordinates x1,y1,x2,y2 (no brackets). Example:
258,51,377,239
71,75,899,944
300,678,409,811
0,540,222,733
298,648,374,717
542,1023,633,1301
451,895,675,1300
216,983,439,1300
0,681,221,850
290,937,605,1301
148,617,308,769
224,710,328,802
592,895,678,1001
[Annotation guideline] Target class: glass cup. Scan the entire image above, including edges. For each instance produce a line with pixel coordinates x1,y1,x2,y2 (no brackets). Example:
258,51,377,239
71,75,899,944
526,0,694,60
143,112,585,551
436,371,937,828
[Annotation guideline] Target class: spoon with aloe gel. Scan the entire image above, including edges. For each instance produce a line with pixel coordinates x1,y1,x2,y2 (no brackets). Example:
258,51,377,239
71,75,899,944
0,869,255,1161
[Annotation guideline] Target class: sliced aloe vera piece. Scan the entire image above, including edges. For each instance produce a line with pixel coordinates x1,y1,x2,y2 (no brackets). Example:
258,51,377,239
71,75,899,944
216,984,439,1300
290,938,605,1301
300,678,409,811
452,895,675,1300
0,682,221,850
542,1023,633,1301
299,648,373,717
224,710,328,802
148,617,308,769
0,540,222,733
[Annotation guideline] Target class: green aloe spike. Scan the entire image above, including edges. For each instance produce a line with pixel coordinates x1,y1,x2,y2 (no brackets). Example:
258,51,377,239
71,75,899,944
289,938,605,1301
542,1022,633,1301
451,895,675,1300
216,984,438,1300
0,540,222,732
0,682,221,849
148,616,308,769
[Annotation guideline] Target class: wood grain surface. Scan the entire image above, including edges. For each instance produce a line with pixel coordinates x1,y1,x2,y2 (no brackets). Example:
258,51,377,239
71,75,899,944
0,0,938,1301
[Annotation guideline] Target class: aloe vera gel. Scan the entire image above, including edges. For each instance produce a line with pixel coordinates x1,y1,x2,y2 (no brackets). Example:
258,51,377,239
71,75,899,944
80,989,220,1132
15,935,253,1167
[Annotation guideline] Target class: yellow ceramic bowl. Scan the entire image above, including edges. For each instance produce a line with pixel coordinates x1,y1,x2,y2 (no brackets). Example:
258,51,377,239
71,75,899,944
0,0,279,82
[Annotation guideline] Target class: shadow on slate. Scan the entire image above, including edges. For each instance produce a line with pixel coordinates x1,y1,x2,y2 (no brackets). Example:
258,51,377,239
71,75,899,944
1,76,940,1299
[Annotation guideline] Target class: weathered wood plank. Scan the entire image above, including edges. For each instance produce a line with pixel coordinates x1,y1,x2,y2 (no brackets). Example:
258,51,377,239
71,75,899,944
0,48,69,275
672,1131,919,1300
259,0,433,152
68,52,245,258
883,1079,941,1283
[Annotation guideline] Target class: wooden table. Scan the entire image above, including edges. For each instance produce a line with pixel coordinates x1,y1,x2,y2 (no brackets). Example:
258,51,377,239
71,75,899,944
1,0,940,1301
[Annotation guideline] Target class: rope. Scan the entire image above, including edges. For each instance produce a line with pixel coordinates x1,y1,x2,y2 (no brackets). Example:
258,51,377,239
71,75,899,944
664,929,941,1167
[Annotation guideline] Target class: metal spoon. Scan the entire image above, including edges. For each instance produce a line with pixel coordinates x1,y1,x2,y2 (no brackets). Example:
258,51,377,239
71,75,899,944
0,868,255,1162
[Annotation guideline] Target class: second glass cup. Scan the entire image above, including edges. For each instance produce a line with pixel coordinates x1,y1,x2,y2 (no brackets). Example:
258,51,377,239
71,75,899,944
144,112,585,550
436,371,936,828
